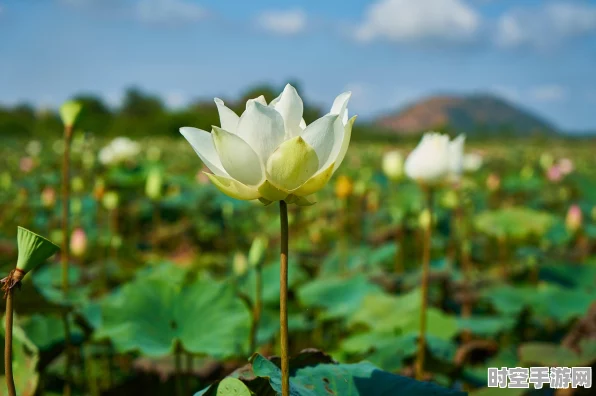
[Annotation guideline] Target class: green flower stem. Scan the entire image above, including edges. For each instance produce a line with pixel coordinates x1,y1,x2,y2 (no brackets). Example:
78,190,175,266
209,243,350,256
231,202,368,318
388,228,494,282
456,190,473,342
415,187,434,381
279,200,290,396
61,125,73,293
4,287,16,396
61,124,74,396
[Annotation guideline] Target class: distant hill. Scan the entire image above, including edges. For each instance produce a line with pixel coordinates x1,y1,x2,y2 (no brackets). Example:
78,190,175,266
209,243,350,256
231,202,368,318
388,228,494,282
375,94,558,135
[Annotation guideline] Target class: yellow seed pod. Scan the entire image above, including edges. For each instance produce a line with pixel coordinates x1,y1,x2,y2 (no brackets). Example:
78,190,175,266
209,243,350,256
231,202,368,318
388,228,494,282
419,208,432,229
71,176,85,194
335,175,353,200
102,191,119,211
233,252,248,276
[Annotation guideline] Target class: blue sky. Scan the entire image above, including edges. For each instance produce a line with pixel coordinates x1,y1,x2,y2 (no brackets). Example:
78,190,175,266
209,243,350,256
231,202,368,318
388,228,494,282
1,0,595,131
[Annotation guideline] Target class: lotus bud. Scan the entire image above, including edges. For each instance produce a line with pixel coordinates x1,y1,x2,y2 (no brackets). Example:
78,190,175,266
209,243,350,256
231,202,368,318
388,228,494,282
71,197,83,215
145,168,163,201
60,100,83,128
70,227,88,257
41,187,57,208
366,190,380,212
558,158,574,175
0,172,12,190
334,175,353,200
546,165,562,183
20,157,34,173
82,150,95,170
566,204,583,233
26,140,42,157
539,153,554,170
441,190,458,209
486,173,500,192
196,169,210,185
71,176,85,194
248,236,268,267
50,229,63,245
94,178,106,201
353,179,367,196
520,165,534,180
233,252,248,276
102,191,119,211
111,234,122,249
463,153,482,172
382,150,404,181
419,209,432,230
16,227,60,274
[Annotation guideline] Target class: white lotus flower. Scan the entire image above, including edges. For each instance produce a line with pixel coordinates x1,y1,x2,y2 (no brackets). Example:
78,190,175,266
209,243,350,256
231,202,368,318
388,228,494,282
448,134,466,181
382,150,404,181
99,137,141,166
405,132,450,185
463,153,483,172
180,84,355,205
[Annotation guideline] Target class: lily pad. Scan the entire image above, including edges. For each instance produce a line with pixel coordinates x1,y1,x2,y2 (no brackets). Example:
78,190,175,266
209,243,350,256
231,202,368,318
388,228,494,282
94,276,250,357
196,352,465,396
348,289,459,340
519,339,596,367
297,274,382,321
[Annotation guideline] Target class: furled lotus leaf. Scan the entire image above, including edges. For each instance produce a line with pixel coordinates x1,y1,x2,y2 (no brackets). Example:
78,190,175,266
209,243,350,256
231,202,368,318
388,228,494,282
59,100,83,128
16,227,60,273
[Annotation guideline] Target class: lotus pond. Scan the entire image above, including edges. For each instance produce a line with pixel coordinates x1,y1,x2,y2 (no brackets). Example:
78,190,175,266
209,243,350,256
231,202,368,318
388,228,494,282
1,136,595,396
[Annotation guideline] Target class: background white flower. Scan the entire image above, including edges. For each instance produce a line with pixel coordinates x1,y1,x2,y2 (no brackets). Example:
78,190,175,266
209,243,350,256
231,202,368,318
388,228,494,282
99,137,141,166
180,84,356,205
405,132,451,185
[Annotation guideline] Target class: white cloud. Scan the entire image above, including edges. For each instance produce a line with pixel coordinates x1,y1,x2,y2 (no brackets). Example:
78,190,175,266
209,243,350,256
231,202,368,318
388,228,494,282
136,0,206,25
496,2,596,49
355,0,481,44
529,85,567,102
256,9,307,36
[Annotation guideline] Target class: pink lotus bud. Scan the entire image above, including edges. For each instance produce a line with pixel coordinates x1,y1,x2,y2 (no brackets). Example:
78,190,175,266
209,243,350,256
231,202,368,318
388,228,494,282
547,165,563,183
70,227,88,257
196,166,210,185
558,158,574,175
41,187,56,208
486,173,500,192
566,205,583,233
20,157,34,173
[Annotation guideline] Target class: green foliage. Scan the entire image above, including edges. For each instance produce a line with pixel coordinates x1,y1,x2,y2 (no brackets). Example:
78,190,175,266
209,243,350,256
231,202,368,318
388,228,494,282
196,352,465,396
94,277,250,357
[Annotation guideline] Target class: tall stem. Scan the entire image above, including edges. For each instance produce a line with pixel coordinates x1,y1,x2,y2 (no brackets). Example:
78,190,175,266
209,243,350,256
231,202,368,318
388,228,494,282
279,200,290,396
61,125,73,396
415,187,433,380
62,125,72,293
4,289,16,396
456,189,473,342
